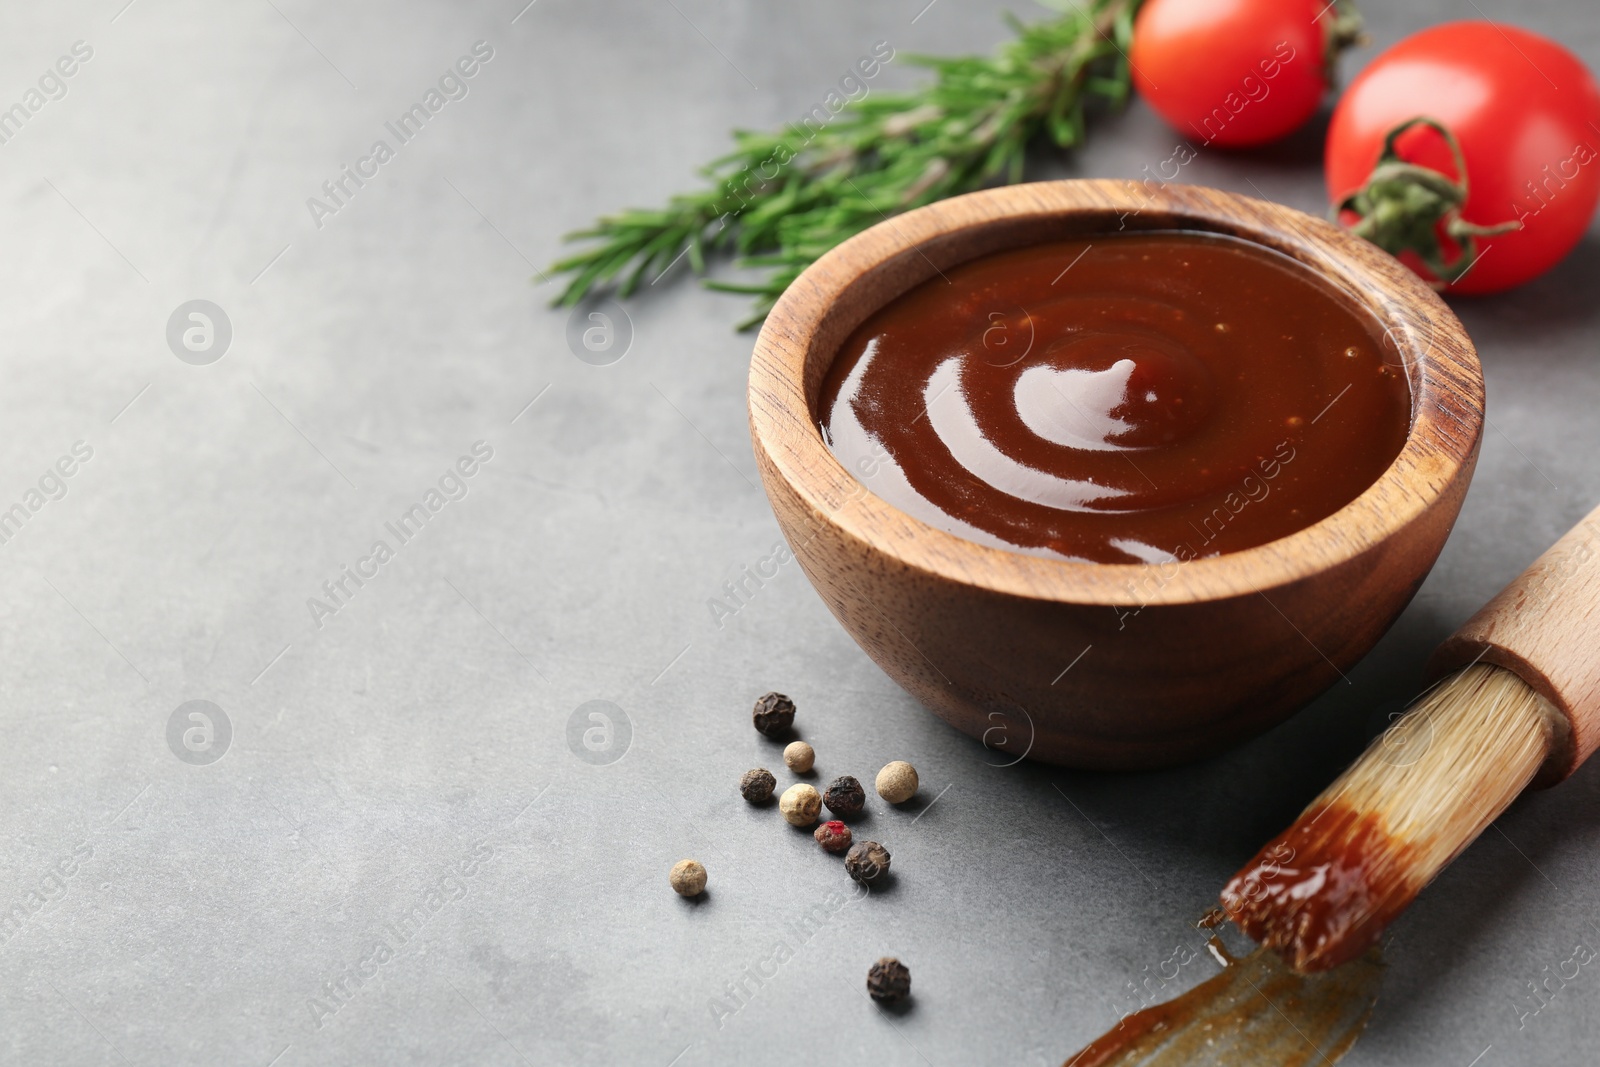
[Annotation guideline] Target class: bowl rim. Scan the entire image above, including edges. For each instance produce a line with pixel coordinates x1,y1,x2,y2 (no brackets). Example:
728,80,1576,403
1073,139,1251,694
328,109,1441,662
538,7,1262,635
748,180,1484,606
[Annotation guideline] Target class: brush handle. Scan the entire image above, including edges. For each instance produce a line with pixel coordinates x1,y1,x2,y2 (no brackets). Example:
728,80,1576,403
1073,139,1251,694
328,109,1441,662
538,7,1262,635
1430,504,1600,784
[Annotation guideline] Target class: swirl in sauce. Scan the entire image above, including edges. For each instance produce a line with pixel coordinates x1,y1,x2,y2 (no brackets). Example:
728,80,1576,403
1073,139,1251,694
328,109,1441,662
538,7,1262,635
819,232,1412,564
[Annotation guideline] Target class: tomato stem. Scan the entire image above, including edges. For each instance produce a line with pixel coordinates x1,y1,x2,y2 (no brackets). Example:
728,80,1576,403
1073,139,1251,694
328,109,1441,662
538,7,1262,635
1325,0,1369,65
1320,0,1368,90
1332,116,1520,286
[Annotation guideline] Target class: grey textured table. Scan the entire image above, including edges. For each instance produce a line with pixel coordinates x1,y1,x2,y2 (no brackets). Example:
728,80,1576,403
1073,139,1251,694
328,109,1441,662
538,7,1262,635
2,1,1597,1064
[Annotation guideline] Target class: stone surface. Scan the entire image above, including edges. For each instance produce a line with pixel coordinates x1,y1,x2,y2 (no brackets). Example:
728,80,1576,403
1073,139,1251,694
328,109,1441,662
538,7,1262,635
0,1,1597,1064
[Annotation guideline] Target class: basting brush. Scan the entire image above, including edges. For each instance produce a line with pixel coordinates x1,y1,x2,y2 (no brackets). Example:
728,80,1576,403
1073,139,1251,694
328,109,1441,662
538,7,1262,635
1220,504,1600,973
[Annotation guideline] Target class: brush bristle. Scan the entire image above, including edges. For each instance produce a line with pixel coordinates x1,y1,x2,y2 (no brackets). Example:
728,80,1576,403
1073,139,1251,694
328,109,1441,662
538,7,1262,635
1221,664,1560,972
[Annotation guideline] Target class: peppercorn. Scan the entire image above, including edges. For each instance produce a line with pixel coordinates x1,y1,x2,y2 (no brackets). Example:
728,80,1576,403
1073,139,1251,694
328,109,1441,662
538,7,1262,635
824,775,865,818
814,820,853,854
751,692,796,737
867,957,911,1003
875,761,919,804
740,768,777,804
783,740,815,773
779,783,822,827
845,840,891,884
669,859,707,897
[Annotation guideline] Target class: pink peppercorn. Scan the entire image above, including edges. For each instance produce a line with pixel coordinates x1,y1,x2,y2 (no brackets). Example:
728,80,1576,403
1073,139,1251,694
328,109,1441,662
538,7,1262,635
815,820,853,854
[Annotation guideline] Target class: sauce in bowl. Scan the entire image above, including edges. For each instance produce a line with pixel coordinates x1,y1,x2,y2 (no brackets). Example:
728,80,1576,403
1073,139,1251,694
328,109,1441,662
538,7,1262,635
819,232,1412,564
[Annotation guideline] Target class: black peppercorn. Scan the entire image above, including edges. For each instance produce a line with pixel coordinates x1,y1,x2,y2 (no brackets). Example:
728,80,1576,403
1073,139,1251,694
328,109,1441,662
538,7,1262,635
740,768,776,803
844,840,891,885
751,692,796,737
867,957,911,1003
824,775,865,818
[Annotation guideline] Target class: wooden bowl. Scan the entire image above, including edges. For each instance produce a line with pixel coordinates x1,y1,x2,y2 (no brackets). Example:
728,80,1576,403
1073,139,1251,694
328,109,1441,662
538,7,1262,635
748,180,1483,769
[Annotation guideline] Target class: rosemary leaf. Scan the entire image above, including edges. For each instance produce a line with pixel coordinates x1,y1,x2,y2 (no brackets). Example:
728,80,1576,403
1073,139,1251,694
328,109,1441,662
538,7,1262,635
549,0,1140,328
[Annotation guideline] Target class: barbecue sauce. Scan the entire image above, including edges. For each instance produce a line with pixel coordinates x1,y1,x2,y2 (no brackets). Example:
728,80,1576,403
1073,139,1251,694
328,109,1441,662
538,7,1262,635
1221,802,1420,973
1064,934,1383,1066
819,232,1411,563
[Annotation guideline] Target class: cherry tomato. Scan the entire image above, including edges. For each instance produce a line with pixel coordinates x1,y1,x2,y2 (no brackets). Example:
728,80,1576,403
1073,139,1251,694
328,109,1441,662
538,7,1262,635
1326,22,1600,294
1130,0,1354,148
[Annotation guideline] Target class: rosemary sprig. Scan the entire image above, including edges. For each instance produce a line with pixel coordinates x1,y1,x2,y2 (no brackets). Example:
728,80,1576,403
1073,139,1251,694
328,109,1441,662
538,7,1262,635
548,0,1140,329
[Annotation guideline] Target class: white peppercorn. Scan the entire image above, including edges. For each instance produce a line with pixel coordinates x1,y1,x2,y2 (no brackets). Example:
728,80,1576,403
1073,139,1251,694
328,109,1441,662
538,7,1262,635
875,761,919,804
670,859,707,897
783,741,815,773
779,783,822,827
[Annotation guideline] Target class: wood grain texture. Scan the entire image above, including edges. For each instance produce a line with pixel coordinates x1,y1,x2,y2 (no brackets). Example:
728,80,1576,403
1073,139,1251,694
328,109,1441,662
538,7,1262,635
1431,503,1600,785
749,180,1484,769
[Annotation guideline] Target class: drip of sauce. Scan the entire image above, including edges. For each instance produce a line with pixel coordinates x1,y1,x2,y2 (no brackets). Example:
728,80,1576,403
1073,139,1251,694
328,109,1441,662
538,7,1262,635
1221,803,1419,973
819,232,1411,564
1064,933,1384,1067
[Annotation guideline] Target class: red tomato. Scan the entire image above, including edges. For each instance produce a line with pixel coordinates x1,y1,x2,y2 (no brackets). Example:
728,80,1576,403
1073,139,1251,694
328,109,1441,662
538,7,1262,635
1130,0,1349,148
1326,21,1600,294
